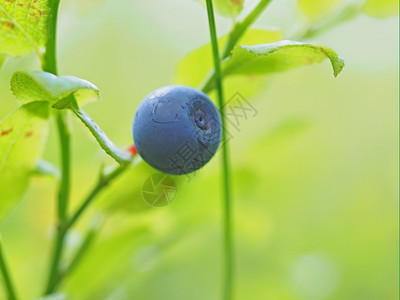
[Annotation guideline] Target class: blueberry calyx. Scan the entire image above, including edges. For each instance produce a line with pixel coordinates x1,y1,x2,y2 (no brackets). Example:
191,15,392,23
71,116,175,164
193,109,209,130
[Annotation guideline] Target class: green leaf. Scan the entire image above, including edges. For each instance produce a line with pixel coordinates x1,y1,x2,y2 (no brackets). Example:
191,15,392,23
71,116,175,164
0,0,50,58
98,160,154,214
197,0,244,18
175,29,282,88
0,101,49,219
10,71,101,107
298,0,345,23
223,40,344,78
363,0,399,18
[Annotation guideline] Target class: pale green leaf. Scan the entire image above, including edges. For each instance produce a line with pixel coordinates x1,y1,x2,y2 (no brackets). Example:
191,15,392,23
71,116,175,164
0,0,50,57
363,0,399,18
300,1,365,39
10,71,101,107
0,101,49,219
298,0,345,23
197,0,244,18
175,29,282,90
33,159,59,178
223,40,344,78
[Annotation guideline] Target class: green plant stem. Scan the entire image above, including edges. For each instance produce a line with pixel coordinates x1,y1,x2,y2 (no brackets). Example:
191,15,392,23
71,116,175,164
0,239,17,300
38,0,132,294
200,0,273,93
205,1,233,300
43,0,61,74
44,112,70,294
40,0,132,293
42,0,70,296
55,111,70,222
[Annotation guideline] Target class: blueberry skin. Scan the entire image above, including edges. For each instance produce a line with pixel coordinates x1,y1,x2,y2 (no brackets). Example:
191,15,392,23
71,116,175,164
133,85,222,175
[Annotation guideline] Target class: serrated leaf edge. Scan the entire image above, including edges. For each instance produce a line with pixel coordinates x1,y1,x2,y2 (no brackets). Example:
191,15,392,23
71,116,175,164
238,40,345,77
10,71,101,105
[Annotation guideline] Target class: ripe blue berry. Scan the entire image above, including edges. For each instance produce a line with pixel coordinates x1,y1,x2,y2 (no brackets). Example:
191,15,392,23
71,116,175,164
133,85,222,175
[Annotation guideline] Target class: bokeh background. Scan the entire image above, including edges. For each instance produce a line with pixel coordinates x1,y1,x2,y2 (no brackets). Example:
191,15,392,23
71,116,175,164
0,0,398,299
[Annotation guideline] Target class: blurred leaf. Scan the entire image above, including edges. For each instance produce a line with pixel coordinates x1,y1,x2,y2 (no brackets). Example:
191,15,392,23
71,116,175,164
298,0,345,23
363,0,399,18
175,29,282,94
197,0,244,18
33,159,60,178
223,40,344,78
63,214,156,299
299,0,397,39
11,71,100,107
0,0,50,58
98,160,161,214
0,101,49,219
35,293,66,300
261,117,313,146
300,1,364,39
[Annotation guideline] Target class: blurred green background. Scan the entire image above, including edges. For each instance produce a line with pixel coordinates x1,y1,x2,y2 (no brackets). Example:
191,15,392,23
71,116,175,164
0,0,398,299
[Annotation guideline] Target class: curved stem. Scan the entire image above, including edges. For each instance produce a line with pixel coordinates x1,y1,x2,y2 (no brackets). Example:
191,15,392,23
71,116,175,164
42,0,61,75
0,238,17,300
205,1,233,299
55,111,70,222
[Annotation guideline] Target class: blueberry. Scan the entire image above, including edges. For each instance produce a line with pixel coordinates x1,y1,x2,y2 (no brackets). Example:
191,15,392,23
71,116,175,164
133,85,222,175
